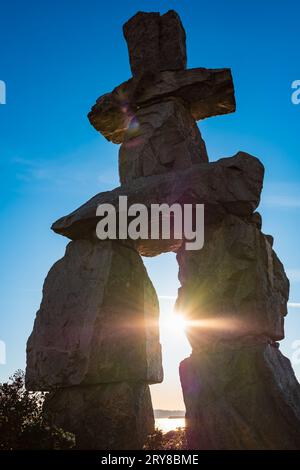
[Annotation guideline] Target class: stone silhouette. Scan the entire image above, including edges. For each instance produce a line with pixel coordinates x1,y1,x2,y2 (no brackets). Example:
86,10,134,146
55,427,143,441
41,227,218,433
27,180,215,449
88,10,234,184
26,10,300,449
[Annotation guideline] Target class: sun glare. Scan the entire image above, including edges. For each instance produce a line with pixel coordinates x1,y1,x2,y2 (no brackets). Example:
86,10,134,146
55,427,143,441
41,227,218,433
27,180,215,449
161,311,188,337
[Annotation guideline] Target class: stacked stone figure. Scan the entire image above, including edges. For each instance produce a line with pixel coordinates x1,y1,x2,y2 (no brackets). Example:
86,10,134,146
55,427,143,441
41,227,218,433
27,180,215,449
26,11,300,449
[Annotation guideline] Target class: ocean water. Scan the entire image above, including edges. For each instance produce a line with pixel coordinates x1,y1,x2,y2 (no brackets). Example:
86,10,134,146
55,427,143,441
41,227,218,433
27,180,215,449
155,418,185,433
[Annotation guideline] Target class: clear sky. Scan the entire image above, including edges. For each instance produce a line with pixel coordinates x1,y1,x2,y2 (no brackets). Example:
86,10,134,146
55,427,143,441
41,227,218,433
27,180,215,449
0,0,299,410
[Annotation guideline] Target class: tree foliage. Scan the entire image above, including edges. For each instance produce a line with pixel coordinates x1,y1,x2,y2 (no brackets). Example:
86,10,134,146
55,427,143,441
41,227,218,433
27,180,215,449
0,370,74,450
144,427,187,450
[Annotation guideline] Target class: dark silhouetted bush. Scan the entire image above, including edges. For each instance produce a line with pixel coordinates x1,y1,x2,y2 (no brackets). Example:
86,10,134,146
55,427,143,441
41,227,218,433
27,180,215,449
0,370,74,450
144,427,187,450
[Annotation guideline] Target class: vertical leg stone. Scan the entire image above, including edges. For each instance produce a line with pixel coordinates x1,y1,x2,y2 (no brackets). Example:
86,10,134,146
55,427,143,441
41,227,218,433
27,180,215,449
180,340,300,449
44,383,154,450
26,239,162,449
176,214,300,449
26,239,163,389
176,214,289,346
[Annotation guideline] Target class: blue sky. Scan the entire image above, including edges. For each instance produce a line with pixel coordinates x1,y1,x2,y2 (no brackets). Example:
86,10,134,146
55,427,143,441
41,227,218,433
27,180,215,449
0,0,299,409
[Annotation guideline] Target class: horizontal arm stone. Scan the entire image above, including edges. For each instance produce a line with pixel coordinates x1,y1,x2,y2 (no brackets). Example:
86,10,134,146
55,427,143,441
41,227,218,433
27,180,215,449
51,152,264,256
88,68,236,144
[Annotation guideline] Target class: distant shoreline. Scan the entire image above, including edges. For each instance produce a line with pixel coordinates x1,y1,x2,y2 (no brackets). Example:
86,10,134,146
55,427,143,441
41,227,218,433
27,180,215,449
154,409,185,419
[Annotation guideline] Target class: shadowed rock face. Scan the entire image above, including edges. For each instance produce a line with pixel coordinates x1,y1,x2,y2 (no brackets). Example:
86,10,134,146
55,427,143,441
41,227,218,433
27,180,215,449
180,340,300,450
176,214,290,344
51,152,264,256
119,98,208,184
26,240,163,390
88,68,235,145
88,10,235,184
44,383,154,450
123,10,187,76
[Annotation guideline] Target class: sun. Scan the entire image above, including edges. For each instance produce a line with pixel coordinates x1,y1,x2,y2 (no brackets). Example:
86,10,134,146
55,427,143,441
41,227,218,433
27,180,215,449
171,313,188,333
161,310,188,337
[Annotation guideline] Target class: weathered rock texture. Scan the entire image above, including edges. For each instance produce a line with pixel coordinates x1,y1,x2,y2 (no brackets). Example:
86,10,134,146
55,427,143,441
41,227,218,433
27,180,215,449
123,10,187,76
52,152,264,256
26,9,300,450
119,98,208,184
27,240,162,390
44,382,154,450
180,339,300,450
88,9,235,184
177,207,300,449
176,214,290,345
88,68,235,145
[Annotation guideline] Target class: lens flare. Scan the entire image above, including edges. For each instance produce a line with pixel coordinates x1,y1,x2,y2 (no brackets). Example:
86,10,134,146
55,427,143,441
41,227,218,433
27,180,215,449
161,311,188,337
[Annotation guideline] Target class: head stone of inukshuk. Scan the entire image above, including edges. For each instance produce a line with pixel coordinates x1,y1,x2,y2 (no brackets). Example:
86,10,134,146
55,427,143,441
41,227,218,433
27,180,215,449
88,10,236,184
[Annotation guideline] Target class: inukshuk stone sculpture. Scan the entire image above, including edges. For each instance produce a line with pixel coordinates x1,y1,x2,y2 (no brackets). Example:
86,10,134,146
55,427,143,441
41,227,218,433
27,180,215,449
26,10,300,449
